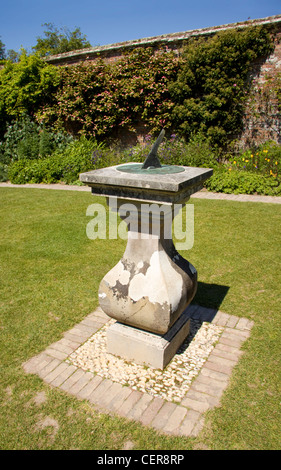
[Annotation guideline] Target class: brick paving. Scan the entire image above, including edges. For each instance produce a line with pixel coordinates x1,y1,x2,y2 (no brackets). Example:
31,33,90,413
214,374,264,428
22,305,254,437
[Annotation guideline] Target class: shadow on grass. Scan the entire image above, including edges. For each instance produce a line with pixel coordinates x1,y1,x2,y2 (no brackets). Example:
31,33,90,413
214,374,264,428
192,281,229,311
176,282,230,355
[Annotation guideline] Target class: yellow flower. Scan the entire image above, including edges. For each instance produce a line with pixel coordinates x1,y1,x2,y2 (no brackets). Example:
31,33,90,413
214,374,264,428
263,149,268,153
233,161,236,164
245,159,249,162
250,155,253,158
275,161,278,165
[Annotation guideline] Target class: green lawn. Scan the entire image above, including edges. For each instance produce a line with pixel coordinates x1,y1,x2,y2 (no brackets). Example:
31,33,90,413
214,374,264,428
0,187,280,450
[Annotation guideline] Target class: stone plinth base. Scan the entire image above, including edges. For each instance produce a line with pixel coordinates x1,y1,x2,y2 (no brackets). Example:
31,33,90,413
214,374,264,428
107,310,190,369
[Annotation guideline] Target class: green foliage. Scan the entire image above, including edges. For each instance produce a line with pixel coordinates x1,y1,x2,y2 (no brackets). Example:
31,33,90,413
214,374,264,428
122,132,218,168
0,24,276,152
204,137,281,196
0,53,59,136
204,166,281,195
0,36,20,62
32,23,92,57
0,115,73,165
0,162,8,181
159,132,218,167
0,116,40,164
5,49,20,63
0,23,280,198
37,47,179,139
169,26,274,148
36,25,274,147
6,126,281,197
0,37,5,60
228,141,281,180
7,132,217,185
8,137,103,184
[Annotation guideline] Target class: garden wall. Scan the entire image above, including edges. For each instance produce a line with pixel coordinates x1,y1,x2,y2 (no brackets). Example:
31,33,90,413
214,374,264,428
45,14,281,149
240,26,281,148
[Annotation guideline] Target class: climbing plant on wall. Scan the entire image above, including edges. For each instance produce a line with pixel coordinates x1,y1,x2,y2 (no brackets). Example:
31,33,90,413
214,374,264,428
0,25,276,150
36,47,180,139
169,25,275,148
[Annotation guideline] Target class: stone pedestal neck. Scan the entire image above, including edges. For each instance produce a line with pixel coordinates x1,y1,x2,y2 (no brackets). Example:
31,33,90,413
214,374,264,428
98,198,197,335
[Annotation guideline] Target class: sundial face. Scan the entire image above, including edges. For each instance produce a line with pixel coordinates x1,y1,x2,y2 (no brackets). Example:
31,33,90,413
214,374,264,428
116,163,185,174
116,129,185,175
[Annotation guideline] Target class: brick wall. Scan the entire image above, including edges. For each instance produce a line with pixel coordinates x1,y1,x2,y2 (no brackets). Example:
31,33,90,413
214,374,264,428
45,14,281,149
238,32,281,149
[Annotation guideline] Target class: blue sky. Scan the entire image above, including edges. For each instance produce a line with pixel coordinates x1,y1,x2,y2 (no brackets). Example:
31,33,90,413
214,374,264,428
1,0,280,53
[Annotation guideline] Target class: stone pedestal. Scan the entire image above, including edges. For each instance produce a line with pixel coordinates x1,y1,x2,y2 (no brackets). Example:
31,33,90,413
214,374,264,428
98,198,197,335
80,163,213,368
107,309,190,369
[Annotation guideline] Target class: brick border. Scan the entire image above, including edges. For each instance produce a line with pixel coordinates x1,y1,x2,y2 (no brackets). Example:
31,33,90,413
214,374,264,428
22,305,253,437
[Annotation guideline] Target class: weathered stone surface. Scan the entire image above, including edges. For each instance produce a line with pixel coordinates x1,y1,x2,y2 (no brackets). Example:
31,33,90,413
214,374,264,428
98,199,197,334
106,310,190,369
80,163,211,358
80,165,213,204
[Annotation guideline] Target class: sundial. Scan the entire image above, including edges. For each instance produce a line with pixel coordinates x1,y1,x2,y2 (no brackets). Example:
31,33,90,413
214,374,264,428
80,129,213,369
117,129,185,175
80,129,212,204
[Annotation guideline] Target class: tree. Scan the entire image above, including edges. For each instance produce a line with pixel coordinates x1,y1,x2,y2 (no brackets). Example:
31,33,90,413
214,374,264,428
0,36,21,62
0,52,59,136
0,38,5,60
32,23,92,57
6,49,20,62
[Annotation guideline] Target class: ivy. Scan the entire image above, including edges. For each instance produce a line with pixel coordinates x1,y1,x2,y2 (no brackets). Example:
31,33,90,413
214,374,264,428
36,47,180,139
169,25,274,148
0,25,277,150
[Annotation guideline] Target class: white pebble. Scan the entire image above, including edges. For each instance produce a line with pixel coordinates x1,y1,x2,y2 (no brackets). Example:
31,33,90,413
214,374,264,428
67,319,223,402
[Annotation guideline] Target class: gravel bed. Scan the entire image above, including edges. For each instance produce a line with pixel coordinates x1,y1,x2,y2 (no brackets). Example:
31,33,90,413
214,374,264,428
67,319,223,402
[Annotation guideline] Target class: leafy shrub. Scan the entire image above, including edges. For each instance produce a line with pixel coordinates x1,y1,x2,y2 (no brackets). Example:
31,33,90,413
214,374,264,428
6,132,281,196
159,132,218,168
0,53,59,136
0,115,73,164
0,116,40,163
0,162,8,181
205,167,281,195
116,132,218,169
229,141,280,181
8,137,104,184
7,132,218,185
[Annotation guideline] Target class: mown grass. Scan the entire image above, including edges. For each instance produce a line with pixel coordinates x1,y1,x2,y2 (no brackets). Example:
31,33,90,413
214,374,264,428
0,187,280,450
